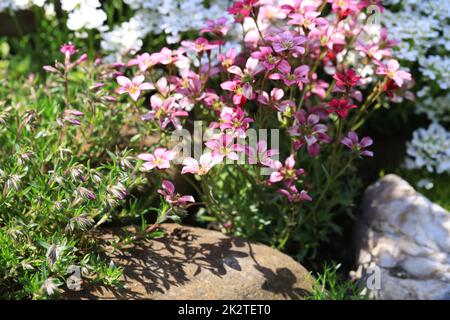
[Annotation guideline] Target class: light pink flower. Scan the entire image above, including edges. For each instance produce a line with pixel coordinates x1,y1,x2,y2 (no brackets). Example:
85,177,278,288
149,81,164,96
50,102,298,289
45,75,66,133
151,47,190,69
117,75,154,101
341,132,374,157
200,17,230,37
218,48,237,69
375,59,412,87
158,180,195,206
269,155,304,186
356,41,391,61
141,95,189,129
181,153,223,175
220,80,253,106
287,11,328,30
211,107,254,136
257,88,294,112
246,140,279,167
138,148,176,171
128,53,157,72
251,46,282,71
181,37,219,54
205,134,244,161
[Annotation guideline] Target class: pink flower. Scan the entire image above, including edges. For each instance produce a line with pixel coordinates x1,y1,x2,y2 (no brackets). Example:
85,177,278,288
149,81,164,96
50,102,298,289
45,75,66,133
327,98,357,118
116,75,154,101
138,148,176,171
277,185,312,202
205,134,244,161
181,37,219,54
267,31,306,56
227,0,259,22
218,48,237,69
60,43,76,57
356,41,391,61
151,47,190,69
333,69,361,88
375,59,412,87
158,180,195,206
251,46,283,71
181,153,223,175
288,111,331,156
257,88,294,112
287,11,328,30
200,17,229,37
269,155,304,186
141,95,189,129
214,107,254,136
341,132,374,157
270,61,310,88
246,140,279,167
220,80,252,106
327,0,360,19
128,53,157,72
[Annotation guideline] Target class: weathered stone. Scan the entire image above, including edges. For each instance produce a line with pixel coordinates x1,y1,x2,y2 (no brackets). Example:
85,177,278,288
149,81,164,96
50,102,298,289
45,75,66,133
63,224,313,300
352,174,450,300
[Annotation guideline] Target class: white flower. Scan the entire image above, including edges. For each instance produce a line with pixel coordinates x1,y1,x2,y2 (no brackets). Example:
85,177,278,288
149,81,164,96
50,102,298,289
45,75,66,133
405,123,450,174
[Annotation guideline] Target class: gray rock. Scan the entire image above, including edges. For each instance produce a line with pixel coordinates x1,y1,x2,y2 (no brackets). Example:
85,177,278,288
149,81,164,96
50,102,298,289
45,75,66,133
352,174,450,299
63,224,313,300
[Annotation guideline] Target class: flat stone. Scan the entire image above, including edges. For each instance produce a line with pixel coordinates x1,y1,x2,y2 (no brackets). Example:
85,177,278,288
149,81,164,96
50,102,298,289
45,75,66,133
352,174,450,299
63,224,313,300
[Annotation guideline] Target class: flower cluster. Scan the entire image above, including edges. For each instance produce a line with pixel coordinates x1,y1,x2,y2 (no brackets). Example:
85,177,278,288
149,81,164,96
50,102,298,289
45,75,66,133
116,0,413,209
405,123,450,174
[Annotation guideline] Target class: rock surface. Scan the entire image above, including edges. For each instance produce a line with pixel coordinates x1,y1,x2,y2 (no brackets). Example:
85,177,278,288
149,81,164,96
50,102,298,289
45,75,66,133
64,224,313,300
352,174,450,300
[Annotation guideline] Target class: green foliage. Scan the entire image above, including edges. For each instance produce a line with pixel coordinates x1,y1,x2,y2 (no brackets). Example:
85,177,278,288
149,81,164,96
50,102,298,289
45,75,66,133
308,263,364,300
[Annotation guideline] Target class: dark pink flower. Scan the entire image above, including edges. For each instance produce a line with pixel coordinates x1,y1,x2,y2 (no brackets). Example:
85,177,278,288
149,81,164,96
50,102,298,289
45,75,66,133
270,61,310,88
277,185,312,202
60,43,76,57
158,180,195,206
251,46,284,71
327,98,357,118
227,0,259,22
288,111,330,156
341,131,374,157
267,31,306,56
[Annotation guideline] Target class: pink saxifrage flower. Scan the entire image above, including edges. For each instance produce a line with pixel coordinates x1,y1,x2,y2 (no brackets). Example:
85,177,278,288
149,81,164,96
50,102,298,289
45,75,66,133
181,152,223,176
288,111,331,156
375,59,412,87
117,75,154,101
138,148,176,171
205,134,244,161
158,180,195,206
327,98,357,118
269,155,305,186
341,132,374,157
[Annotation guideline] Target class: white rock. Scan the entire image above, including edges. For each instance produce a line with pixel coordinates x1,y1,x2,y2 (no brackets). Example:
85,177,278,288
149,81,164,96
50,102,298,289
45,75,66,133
353,174,450,299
